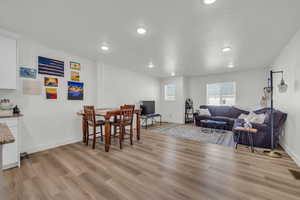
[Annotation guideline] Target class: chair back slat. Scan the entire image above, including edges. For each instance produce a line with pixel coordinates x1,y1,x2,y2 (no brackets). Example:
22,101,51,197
120,105,135,124
120,104,135,110
84,105,96,125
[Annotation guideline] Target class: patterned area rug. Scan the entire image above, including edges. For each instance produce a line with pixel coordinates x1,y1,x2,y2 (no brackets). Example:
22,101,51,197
148,124,235,147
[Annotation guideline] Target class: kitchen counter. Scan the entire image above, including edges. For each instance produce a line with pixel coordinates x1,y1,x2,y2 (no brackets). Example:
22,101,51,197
0,113,23,119
0,117,20,170
0,123,15,145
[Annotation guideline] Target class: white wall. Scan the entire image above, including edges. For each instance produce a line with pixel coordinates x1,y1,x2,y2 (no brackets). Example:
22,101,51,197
271,28,300,167
97,63,161,111
187,68,267,111
0,38,97,153
160,77,186,124
0,36,161,154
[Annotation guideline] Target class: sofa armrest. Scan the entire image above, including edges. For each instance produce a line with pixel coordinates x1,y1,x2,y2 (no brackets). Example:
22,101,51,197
251,123,268,132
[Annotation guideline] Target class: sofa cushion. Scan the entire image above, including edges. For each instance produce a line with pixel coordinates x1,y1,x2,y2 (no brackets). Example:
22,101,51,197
212,106,232,117
210,116,235,125
230,107,250,118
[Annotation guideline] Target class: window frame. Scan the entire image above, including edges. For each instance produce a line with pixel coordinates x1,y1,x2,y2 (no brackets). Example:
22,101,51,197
164,84,176,101
206,81,236,106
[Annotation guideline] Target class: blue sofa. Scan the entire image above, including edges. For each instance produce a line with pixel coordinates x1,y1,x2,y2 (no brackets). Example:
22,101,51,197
194,105,287,148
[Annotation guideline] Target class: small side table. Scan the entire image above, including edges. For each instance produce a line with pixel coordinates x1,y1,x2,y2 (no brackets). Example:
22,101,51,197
234,127,257,152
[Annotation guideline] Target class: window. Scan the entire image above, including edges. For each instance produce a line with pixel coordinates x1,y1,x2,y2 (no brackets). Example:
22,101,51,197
206,82,236,106
164,84,176,101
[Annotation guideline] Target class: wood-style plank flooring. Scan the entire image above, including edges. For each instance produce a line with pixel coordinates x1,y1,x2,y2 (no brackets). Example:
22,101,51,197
1,129,300,200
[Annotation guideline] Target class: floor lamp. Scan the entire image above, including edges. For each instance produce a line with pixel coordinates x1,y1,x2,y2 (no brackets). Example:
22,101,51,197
263,70,288,158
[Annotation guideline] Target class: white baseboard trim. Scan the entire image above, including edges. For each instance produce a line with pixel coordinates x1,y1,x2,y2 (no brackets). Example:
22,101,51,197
2,162,18,170
280,142,300,167
23,138,82,154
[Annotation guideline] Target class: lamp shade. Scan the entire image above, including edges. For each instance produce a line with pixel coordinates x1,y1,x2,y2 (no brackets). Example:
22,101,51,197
278,79,288,93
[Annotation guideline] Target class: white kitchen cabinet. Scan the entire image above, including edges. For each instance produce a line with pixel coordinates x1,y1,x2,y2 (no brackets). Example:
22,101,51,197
0,118,20,169
0,35,17,89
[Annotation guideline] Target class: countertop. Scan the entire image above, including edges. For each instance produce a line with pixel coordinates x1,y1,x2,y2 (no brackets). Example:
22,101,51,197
0,113,23,119
0,123,15,145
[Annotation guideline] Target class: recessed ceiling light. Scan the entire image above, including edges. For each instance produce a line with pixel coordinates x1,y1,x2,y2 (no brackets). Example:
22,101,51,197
203,0,216,5
148,62,154,68
171,72,176,76
101,45,109,51
222,47,232,52
137,28,147,35
228,64,235,68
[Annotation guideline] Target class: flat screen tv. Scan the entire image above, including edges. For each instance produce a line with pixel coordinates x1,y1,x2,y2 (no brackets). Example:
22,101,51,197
141,101,155,115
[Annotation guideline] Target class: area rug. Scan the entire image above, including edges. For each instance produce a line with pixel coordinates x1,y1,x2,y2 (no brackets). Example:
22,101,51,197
148,124,235,147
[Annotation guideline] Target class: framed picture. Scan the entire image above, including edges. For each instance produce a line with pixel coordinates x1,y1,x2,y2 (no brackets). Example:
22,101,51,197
71,71,80,81
38,56,64,77
46,88,57,99
44,77,58,87
68,81,84,100
70,61,81,71
20,67,37,79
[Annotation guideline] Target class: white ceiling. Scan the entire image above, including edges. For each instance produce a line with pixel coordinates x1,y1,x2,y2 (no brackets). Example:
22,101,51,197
1,0,300,77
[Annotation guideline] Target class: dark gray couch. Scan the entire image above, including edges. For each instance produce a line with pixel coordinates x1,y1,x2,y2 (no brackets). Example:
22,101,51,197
194,105,249,130
233,107,287,148
194,105,287,148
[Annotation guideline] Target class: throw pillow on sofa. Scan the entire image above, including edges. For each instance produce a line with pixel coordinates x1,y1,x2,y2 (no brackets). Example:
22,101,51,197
199,108,211,116
238,112,266,124
238,113,249,120
250,113,266,124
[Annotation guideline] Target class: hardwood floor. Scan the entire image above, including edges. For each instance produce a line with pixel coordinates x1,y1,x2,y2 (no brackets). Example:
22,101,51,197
1,129,300,200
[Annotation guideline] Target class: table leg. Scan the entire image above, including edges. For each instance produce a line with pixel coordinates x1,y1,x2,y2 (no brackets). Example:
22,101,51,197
248,133,254,153
235,131,241,149
247,132,253,152
104,117,111,152
250,134,255,152
0,145,2,170
136,112,140,140
82,116,87,143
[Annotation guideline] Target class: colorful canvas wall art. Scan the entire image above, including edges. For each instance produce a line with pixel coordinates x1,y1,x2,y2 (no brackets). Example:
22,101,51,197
38,56,64,77
46,88,57,99
68,81,84,100
44,77,58,87
20,67,37,79
71,71,80,81
70,61,81,71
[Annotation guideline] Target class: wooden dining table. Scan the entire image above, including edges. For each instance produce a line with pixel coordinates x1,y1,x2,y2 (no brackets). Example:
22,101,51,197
77,108,141,152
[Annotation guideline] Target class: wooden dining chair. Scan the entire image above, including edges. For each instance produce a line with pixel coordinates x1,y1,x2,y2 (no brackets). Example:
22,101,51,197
83,106,105,149
110,105,135,149
118,107,135,149
120,105,135,132
112,105,135,137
